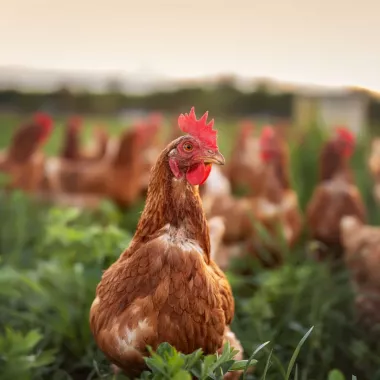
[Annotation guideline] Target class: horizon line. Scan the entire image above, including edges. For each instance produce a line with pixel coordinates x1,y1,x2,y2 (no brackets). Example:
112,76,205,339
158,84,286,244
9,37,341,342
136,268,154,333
0,63,379,96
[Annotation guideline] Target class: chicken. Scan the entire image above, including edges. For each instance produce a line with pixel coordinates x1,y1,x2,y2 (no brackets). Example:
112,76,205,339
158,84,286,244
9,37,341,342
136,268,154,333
306,127,366,259
0,112,53,192
43,123,144,207
254,126,303,252
60,116,82,160
341,216,380,288
227,120,264,196
340,216,380,326
105,126,146,207
207,126,302,268
90,107,242,378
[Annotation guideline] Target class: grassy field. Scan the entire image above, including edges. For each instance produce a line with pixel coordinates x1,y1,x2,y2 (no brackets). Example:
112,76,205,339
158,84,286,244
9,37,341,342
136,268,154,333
1,113,380,380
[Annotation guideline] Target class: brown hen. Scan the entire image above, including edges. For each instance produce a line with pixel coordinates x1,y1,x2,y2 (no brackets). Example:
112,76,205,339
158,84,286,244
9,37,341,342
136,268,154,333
42,123,144,207
227,120,264,196
206,126,302,269
306,127,366,259
341,216,380,326
0,112,53,192
90,108,241,378
60,116,82,161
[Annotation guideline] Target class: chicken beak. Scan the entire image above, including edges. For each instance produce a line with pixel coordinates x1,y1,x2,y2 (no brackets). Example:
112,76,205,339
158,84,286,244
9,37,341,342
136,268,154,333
204,151,225,166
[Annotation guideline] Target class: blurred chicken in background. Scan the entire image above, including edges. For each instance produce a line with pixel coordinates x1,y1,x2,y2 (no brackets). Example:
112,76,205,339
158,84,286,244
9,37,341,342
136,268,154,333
226,120,265,196
42,120,148,208
206,126,302,269
60,116,83,161
340,216,380,326
307,127,367,259
0,112,53,192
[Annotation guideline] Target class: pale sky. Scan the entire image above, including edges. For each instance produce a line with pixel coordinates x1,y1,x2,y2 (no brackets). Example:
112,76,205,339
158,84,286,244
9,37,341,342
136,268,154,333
1,0,380,90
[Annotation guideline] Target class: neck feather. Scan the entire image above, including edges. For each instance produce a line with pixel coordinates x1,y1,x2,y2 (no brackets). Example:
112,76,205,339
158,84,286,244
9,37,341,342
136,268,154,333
133,142,211,260
319,142,352,182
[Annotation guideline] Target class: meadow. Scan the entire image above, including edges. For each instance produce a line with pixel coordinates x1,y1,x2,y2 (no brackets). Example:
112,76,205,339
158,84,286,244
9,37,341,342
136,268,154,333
1,113,380,380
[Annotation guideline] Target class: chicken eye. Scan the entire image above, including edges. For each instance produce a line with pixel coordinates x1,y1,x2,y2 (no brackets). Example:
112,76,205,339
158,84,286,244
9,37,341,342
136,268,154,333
183,143,194,152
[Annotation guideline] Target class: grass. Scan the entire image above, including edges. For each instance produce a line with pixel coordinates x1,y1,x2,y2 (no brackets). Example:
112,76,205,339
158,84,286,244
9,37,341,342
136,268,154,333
0,113,380,379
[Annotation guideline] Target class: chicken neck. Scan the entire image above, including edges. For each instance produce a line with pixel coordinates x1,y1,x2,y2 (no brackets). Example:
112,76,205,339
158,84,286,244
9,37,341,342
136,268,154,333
61,129,80,160
271,153,290,190
8,124,45,163
133,142,211,261
319,142,353,182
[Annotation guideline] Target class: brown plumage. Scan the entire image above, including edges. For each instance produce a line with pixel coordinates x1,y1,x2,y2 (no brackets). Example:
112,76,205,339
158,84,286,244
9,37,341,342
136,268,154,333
255,127,302,252
306,128,366,259
60,116,82,160
341,216,380,288
0,113,53,192
206,126,302,268
105,127,145,207
90,109,240,378
227,120,265,196
340,216,380,326
42,124,144,207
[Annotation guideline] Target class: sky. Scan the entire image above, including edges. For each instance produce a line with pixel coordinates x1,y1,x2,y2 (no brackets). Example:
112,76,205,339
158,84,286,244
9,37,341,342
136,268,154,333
1,0,380,90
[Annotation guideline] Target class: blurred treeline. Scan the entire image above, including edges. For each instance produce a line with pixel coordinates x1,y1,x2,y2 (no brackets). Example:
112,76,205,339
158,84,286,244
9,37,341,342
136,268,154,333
2,80,380,122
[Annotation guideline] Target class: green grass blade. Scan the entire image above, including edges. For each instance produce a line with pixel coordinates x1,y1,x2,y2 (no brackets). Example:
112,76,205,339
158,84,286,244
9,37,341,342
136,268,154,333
285,326,314,380
242,341,270,379
261,349,273,380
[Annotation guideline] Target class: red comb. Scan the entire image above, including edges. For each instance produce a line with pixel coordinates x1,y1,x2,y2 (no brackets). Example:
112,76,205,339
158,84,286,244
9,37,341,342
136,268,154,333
260,125,275,140
178,107,217,149
335,126,354,142
33,112,53,130
32,112,53,142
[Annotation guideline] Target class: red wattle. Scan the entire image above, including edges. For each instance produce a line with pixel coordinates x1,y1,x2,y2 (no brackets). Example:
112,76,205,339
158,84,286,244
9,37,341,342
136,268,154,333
186,163,212,186
199,164,212,185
